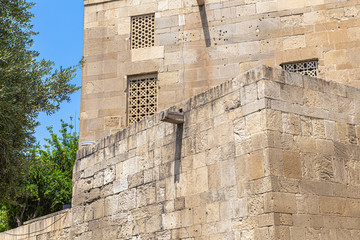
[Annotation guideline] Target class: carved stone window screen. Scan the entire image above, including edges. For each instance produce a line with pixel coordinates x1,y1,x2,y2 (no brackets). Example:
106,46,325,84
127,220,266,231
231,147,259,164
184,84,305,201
131,14,155,49
127,74,158,124
281,60,318,77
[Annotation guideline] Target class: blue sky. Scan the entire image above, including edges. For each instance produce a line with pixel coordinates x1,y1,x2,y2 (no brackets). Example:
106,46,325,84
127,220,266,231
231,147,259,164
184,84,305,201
31,0,84,145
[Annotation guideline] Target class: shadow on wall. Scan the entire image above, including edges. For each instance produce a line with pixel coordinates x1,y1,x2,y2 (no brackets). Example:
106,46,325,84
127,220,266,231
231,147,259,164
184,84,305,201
174,123,183,183
199,5,211,47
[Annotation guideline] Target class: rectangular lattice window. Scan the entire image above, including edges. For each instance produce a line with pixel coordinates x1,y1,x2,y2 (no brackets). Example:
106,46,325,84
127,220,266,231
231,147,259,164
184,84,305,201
281,60,318,77
131,14,155,49
127,74,158,124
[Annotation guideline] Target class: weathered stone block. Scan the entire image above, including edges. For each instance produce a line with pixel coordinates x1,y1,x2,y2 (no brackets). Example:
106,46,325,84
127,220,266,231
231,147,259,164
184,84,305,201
283,151,302,179
205,202,220,223
104,166,115,185
319,196,346,215
248,150,266,180
265,192,297,214
113,177,128,194
128,171,144,188
162,211,181,230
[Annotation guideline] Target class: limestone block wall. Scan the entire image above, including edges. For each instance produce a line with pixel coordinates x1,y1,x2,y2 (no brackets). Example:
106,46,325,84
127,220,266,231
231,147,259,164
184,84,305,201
251,66,360,239
69,65,360,239
3,65,360,239
80,0,360,143
0,209,71,240
73,65,269,239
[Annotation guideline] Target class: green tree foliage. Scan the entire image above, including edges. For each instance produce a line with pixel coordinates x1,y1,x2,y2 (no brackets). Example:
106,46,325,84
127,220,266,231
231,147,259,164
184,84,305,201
0,119,78,230
0,207,10,232
0,0,81,203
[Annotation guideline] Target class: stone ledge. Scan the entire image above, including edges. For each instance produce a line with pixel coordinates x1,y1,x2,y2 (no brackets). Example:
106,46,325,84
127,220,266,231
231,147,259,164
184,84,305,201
131,46,165,62
23,209,70,225
84,0,118,6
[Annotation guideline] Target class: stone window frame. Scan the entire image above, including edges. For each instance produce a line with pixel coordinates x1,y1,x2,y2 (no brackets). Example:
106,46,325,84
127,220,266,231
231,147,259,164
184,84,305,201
130,13,155,49
280,59,319,77
127,73,158,125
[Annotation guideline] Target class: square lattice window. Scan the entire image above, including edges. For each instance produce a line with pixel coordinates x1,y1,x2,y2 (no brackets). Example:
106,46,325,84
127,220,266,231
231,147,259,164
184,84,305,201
131,14,155,49
281,60,318,77
127,74,158,124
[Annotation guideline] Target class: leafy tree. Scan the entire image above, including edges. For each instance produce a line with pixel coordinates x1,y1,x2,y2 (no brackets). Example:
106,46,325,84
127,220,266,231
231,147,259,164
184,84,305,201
0,207,10,232
1,118,78,230
0,0,81,203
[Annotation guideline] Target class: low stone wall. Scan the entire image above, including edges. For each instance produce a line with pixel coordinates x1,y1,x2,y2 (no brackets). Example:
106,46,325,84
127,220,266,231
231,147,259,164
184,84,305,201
0,209,71,240
2,65,360,239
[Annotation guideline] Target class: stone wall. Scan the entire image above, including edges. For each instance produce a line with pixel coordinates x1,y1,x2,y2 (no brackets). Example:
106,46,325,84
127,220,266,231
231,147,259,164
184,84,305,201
3,65,360,239
79,0,360,143
0,209,71,240
72,65,360,239
249,66,360,239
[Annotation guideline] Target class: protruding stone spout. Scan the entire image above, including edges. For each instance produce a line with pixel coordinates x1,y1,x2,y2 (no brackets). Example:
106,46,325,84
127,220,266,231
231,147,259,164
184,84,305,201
160,110,184,124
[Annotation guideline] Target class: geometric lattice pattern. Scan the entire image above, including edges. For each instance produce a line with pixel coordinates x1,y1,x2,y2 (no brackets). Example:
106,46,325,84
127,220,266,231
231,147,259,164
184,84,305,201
131,14,155,49
128,74,158,124
281,60,318,77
